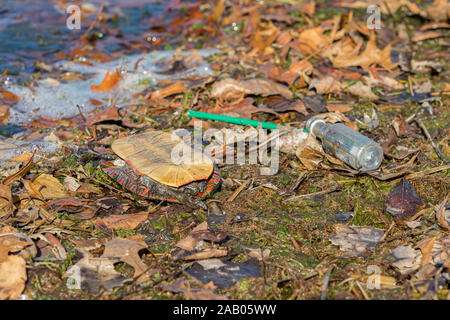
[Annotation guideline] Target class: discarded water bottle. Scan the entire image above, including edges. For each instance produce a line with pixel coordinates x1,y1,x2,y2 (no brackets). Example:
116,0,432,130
306,118,383,171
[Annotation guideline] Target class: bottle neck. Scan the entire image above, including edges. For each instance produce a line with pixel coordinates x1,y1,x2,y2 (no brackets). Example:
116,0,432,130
311,120,328,139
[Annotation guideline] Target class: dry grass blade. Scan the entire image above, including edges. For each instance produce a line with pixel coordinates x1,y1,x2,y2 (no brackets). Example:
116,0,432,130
227,179,251,202
3,151,35,185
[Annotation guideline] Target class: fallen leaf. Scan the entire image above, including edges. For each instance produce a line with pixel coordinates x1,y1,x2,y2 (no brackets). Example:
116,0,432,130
386,178,423,218
391,245,422,274
309,76,341,94
94,212,148,230
296,133,346,170
412,31,444,42
176,222,228,251
151,81,187,100
363,109,379,129
435,196,449,230
391,117,416,137
90,69,120,91
172,248,228,261
64,249,131,293
211,0,226,24
63,176,81,192
211,78,293,101
245,248,270,261
0,105,9,122
86,106,119,126
2,152,35,185
362,73,404,90
31,174,67,199
102,238,158,285
0,89,19,106
0,232,37,299
325,103,353,113
416,237,436,266
294,26,331,56
424,0,450,21
330,224,385,257
330,33,397,71
185,258,261,288
163,278,229,300
0,255,26,300
347,81,379,100
0,185,14,219
261,96,308,115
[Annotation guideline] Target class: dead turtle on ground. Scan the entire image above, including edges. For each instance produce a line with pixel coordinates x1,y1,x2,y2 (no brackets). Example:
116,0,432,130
99,130,221,210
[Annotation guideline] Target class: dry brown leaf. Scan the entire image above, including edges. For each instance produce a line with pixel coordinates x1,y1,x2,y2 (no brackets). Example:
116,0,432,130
64,249,130,293
0,255,26,300
211,0,225,24
90,69,120,91
330,33,397,71
0,88,19,106
0,232,37,299
2,152,35,185
203,97,277,118
151,81,187,100
386,179,423,218
31,174,67,199
0,185,14,219
0,105,9,122
330,224,385,257
295,134,327,170
325,103,353,113
294,26,330,56
163,278,229,300
211,78,293,101
245,248,270,261
347,81,379,100
94,212,148,230
86,106,119,126
176,222,208,251
102,238,158,285
262,96,308,115
416,237,437,266
425,0,450,21
435,196,449,230
173,248,228,261
362,74,403,90
391,245,422,274
309,76,341,94
412,31,444,42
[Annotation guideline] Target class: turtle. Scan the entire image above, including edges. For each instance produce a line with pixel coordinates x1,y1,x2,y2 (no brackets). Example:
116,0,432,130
99,130,221,210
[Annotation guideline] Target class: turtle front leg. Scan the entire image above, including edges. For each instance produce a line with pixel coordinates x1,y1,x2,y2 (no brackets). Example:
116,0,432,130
140,175,208,210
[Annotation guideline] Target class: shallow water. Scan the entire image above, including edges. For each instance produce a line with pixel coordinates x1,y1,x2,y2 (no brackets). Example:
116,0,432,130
0,0,216,125
0,0,167,74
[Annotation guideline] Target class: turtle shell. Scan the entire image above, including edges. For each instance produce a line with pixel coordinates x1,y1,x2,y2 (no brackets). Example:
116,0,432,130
111,130,213,188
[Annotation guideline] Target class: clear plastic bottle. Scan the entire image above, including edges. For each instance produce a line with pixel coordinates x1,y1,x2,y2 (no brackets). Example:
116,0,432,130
306,118,383,171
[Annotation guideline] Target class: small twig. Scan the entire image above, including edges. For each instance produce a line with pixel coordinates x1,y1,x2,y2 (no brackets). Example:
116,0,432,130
416,119,449,164
320,266,334,300
379,221,396,242
407,207,428,222
81,4,105,40
406,164,450,180
355,280,371,300
283,187,339,202
227,178,251,202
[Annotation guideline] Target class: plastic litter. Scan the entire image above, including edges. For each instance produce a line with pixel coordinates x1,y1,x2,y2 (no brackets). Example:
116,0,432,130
306,118,383,171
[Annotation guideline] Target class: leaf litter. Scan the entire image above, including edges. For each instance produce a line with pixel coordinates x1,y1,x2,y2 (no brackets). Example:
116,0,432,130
0,0,448,301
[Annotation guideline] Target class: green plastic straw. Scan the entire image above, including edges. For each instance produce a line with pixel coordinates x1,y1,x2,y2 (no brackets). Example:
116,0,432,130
188,110,307,132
